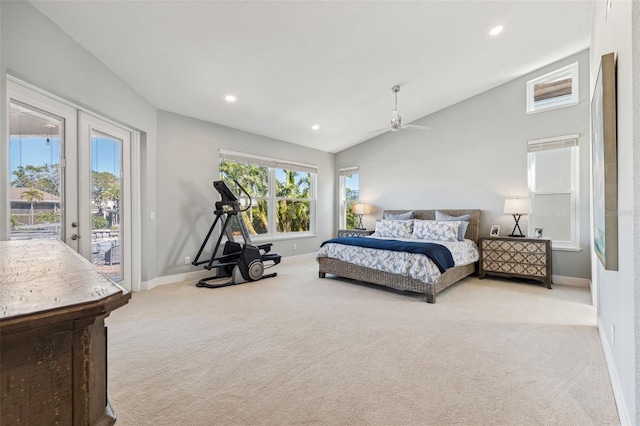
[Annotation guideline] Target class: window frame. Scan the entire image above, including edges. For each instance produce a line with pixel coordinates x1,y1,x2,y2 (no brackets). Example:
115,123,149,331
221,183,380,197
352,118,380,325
527,134,580,251
526,62,579,114
338,166,359,230
219,150,317,241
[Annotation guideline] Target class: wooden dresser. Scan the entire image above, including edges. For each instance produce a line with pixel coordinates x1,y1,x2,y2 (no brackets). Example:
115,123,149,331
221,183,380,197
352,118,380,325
0,240,131,425
479,236,552,288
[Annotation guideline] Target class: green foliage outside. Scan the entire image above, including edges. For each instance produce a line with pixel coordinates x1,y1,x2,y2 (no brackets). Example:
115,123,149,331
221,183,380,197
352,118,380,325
219,161,312,235
219,162,269,235
37,210,61,223
92,215,109,229
346,198,358,229
275,170,310,232
11,164,60,196
11,163,121,230
10,215,23,229
20,187,44,225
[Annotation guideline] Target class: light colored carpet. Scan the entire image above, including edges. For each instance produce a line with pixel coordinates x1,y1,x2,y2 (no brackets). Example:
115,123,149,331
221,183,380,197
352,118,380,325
106,253,619,425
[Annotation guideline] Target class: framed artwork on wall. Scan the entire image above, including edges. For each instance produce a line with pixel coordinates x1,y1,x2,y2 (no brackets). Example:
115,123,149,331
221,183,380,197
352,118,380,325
591,52,618,271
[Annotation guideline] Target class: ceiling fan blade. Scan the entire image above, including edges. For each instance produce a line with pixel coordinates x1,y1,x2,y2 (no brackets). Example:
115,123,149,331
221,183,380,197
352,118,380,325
366,127,389,135
403,124,431,130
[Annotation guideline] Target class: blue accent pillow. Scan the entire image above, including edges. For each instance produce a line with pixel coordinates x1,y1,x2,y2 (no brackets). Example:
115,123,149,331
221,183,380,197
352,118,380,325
435,211,470,241
383,210,415,220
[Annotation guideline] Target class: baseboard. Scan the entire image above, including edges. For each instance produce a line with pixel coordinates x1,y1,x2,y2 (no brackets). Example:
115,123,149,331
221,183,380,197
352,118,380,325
597,320,629,425
141,270,213,291
552,275,590,287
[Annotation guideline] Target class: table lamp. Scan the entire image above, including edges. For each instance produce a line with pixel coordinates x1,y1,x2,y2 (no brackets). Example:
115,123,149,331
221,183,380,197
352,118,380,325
352,203,371,230
503,198,530,237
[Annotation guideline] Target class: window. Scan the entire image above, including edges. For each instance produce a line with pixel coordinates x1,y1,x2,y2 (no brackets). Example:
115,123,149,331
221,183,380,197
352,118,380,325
526,62,579,113
219,150,316,238
527,134,579,250
338,167,359,229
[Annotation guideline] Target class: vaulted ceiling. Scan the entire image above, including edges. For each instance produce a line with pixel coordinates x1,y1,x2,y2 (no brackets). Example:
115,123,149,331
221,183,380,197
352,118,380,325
30,1,593,153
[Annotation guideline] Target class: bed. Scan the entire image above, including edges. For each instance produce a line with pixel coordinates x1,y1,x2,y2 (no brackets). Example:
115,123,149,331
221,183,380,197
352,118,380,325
317,209,481,303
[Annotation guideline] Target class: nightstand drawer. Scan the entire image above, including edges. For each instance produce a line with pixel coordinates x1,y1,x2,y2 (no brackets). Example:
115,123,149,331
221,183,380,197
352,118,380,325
481,239,547,254
481,260,548,277
482,250,547,265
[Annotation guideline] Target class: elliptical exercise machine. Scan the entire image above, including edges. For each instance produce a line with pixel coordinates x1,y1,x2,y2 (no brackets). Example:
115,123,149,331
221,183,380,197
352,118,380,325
192,180,281,288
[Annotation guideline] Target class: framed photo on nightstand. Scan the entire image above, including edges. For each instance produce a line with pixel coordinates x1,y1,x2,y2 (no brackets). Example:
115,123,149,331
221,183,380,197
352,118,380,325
490,225,500,236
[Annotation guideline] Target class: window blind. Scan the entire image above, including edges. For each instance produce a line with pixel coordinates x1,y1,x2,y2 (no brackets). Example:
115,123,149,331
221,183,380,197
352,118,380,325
528,134,579,152
219,149,317,174
338,166,359,177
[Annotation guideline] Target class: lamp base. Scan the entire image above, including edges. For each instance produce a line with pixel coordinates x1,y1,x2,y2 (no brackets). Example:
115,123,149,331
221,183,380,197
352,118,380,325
510,214,525,237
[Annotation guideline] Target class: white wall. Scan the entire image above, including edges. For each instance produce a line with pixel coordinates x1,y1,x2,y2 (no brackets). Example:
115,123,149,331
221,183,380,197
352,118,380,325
0,1,335,289
155,111,335,279
590,1,638,424
336,50,591,279
0,0,159,284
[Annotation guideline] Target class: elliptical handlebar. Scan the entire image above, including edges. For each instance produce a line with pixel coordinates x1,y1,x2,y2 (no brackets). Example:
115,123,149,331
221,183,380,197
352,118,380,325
213,179,252,212
233,180,252,212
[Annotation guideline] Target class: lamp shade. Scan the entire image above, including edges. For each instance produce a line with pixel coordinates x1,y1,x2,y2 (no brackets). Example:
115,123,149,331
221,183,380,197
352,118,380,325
503,198,531,215
351,203,371,215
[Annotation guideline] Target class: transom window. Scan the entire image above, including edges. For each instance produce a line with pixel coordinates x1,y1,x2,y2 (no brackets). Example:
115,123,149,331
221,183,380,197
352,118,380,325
219,150,316,239
526,62,579,113
527,134,580,250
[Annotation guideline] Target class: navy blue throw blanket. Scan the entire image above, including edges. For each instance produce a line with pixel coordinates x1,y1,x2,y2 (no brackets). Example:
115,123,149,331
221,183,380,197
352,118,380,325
321,237,454,273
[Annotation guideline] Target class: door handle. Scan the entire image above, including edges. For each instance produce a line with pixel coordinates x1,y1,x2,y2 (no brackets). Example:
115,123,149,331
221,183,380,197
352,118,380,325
71,234,80,240
71,222,78,228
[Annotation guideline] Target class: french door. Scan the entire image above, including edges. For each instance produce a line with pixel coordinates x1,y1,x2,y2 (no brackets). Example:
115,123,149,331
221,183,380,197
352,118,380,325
7,81,133,290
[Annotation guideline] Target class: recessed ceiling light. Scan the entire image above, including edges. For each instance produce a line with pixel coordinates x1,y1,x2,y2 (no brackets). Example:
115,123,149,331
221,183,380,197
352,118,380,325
311,124,320,131
489,25,504,36
225,95,236,102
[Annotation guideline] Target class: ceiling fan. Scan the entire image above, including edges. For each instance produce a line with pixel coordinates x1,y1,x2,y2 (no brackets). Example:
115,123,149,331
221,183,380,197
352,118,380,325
369,85,431,134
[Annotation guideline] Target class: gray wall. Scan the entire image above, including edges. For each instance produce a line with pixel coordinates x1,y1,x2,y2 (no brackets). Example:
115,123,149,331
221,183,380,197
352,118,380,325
336,49,591,279
0,0,159,283
590,1,638,424
156,111,335,278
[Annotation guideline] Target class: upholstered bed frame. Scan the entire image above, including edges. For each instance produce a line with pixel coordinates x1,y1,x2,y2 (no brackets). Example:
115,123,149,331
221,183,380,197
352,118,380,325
318,209,481,303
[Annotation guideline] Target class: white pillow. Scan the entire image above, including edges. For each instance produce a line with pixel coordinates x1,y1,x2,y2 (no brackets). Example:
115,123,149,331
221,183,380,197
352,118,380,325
373,219,414,238
435,211,471,241
412,220,459,242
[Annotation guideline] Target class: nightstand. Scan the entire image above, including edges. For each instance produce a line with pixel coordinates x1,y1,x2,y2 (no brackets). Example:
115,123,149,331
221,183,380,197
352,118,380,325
337,229,374,237
479,236,552,288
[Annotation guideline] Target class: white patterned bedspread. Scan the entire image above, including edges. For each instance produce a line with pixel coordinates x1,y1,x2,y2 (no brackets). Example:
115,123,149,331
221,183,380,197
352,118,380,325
316,236,479,284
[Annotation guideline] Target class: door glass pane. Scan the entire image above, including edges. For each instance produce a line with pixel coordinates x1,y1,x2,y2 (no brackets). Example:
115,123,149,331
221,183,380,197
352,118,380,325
91,131,122,282
9,101,62,240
